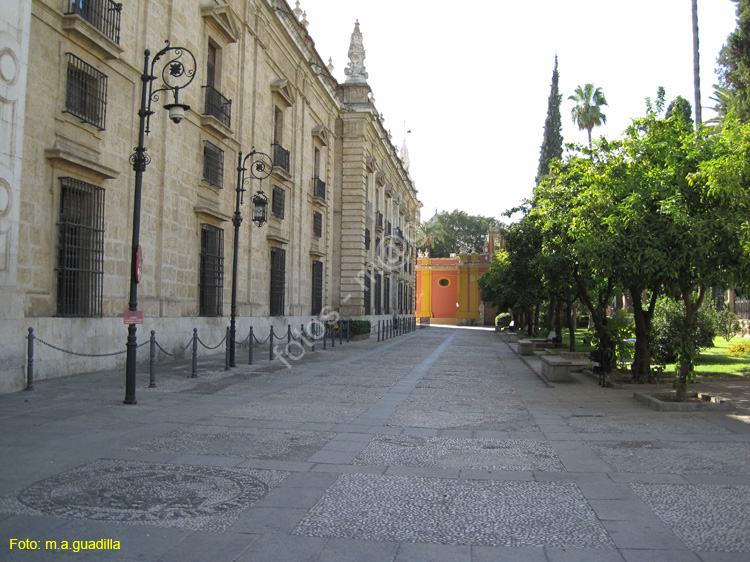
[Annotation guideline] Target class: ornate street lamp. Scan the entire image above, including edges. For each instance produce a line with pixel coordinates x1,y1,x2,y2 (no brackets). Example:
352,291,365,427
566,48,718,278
229,149,272,366
124,41,196,405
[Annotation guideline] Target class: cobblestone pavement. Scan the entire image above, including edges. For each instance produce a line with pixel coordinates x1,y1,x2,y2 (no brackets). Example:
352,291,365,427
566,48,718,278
1,326,749,561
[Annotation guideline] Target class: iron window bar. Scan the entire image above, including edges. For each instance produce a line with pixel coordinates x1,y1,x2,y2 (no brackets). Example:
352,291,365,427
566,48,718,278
64,53,108,130
272,142,290,173
313,177,326,199
199,224,224,317
375,211,383,230
312,261,323,315
202,140,224,188
270,247,286,316
364,228,371,250
64,0,122,44
56,177,105,317
313,211,322,238
272,185,285,219
202,85,232,128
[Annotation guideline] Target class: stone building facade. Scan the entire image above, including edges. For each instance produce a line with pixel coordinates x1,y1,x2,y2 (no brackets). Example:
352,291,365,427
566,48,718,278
0,0,420,393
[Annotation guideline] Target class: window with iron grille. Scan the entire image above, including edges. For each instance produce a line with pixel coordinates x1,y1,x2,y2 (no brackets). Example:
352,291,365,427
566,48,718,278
312,260,323,315
64,0,122,44
364,228,370,250
64,53,107,130
270,247,286,316
374,273,382,315
364,269,371,315
398,282,403,314
384,276,391,314
272,185,285,219
313,211,322,238
56,177,105,317
202,140,224,188
199,224,224,316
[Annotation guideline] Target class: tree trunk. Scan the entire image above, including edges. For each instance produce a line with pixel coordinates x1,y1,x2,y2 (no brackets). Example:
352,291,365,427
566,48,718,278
566,301,576,351
675,284,706,401
692,0,702,125
630,287,658,382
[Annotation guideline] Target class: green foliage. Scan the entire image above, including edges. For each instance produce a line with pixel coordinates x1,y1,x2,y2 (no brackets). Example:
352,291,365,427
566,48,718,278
536,56,564,184
348,320,371,336
586,309,634,360
715,307,741,341
495,312,512,327
717,0,750,121
420,211,496,258
650,297,717,365
568,83,608,147
729,339,750,356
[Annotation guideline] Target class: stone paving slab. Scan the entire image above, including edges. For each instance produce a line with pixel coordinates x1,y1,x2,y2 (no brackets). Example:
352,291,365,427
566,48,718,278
294,473,615,549
1,326,749,561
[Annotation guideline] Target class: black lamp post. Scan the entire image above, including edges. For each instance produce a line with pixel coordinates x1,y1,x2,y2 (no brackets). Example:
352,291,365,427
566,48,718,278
124,41,196,405
229,149,272,367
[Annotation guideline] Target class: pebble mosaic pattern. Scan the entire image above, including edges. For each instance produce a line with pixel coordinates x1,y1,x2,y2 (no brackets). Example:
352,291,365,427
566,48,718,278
387,409,538,431
630,483,750,552
589,441,750,475
225,400,368,423
564,413,732,435
0,459,288,531
294,473,614,548
130,426,336,461
355,436,565,471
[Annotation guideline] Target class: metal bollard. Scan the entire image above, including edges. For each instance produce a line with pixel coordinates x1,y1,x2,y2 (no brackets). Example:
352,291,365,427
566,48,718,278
347,320,350,343
26,327,34,391
269,326,275,361
225,326,230,370
339,322,343,345
248,326,254,365
191,328,198,378
288,324,292,345
149,330,157,388
377,320,380,342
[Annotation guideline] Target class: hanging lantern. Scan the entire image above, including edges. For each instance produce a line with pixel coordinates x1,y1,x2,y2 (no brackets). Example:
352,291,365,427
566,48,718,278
251,190,269,226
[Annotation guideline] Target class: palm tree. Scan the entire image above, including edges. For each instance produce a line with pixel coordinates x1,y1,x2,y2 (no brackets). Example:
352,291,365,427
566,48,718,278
569,83,608,147
692,0,702,125
417,220,445,258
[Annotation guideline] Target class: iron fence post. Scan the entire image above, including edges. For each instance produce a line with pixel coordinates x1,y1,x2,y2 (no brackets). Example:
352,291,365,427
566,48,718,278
248,326,254,365
149,330,157,388
225,326,230,370
288,324,292,345
191,328,198,378
25,327,34,391
269,326,274,361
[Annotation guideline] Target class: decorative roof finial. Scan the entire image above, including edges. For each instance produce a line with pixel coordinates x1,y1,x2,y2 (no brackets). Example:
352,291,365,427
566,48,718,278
301,11,308,27
327,57,334,73
401,139,410,171
344,20,368,84
293,1,303,20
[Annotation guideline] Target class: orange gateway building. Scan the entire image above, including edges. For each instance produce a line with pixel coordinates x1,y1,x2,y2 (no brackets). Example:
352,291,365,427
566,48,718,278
416,227,502,325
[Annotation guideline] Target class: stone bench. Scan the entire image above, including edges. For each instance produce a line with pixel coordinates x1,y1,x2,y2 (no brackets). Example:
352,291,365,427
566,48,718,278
540,355,573,382
518,339,534,356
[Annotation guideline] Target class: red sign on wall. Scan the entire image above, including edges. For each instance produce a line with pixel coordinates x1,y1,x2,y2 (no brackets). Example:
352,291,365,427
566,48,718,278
123,311,143,325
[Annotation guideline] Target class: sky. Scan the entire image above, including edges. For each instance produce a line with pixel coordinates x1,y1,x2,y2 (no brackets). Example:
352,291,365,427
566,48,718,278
302,0,739,223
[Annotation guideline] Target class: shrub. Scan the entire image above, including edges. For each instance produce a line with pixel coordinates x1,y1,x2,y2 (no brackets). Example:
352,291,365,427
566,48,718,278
495,313,512,327
650,297,716,364
729,340,750,356
716,307,741,341
349,320,371,336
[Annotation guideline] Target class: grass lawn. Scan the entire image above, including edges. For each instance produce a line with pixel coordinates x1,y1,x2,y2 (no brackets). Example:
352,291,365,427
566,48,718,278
561,330,750,379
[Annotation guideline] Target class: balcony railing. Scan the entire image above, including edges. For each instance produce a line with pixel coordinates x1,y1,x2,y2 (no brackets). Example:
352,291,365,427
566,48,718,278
202,85,232,128
65,0,122,44
375,211,383,230
313,177,326,199
272,143,290,173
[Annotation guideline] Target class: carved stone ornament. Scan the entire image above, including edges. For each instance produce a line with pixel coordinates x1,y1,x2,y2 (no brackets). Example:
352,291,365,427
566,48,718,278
344,20,368,84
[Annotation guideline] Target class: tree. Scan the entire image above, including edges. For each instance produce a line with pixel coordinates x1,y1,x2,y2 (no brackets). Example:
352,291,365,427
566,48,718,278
426,211,496,258
717,0,750,121
536,56,564,184
416,219,445,258
569,83,608,147
692,0,702,124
